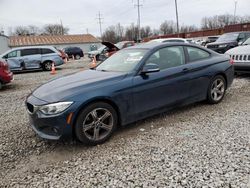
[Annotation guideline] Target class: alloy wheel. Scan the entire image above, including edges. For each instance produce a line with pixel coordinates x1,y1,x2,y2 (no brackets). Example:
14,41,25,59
82,108,114,141
211,78,225,102
44,62,52,71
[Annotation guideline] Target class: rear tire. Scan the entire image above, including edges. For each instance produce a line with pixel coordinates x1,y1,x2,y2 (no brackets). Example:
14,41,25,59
75,102,118,145
0,82,2,90
207,75,226,104
43,61,52,71
75,54,81,60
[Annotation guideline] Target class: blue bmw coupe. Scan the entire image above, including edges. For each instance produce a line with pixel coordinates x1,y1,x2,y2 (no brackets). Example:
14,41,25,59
26,43,234,145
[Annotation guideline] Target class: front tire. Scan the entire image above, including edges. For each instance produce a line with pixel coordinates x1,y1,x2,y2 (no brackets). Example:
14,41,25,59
75,102,118,145
43,61,52,71
207,75,226,104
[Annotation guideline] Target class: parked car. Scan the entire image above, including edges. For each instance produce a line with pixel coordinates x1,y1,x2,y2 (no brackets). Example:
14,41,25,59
0,46,64,71
62,47,84,60
206,32,250,53
26,42,234,145
201,36,219,46
147,38,192,44
0,59,13,89
87,41,135,61
225,37,250,73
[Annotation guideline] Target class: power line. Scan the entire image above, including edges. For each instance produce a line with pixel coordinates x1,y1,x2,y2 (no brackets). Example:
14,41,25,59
96,11,104,38
134,0,143,42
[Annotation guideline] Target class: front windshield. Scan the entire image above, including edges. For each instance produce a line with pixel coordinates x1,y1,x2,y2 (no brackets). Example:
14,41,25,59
96,49,148,73
98,46,106,51
243,37,250,45
216,33,239,42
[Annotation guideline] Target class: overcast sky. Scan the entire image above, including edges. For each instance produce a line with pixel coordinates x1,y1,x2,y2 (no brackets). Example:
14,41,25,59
0,0,249,36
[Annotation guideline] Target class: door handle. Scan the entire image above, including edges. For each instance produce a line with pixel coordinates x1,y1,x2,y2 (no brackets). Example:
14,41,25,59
182,68,189,72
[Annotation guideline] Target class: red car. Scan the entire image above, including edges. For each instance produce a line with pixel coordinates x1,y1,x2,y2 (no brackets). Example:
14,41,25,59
0,59,13,89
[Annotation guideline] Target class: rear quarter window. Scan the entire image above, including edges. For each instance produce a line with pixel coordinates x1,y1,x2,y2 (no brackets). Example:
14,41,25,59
41,48,55,54
186,47,210,62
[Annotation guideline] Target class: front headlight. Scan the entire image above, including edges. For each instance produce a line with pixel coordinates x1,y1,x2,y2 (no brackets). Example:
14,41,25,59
39,102,73,115
218,44,227,48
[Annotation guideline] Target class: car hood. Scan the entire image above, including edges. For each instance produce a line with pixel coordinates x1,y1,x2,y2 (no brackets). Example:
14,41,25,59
88,50,100,55
32,70,127,102
207,41,237,46
102,42,120,50
225,45,250,55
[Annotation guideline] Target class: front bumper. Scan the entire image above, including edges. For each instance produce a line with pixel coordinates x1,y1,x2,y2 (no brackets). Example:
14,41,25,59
233,62,250,72
26,95,76,140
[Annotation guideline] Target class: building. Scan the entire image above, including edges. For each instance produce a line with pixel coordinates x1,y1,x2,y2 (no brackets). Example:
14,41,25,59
9,34,101,53
0,34,10,54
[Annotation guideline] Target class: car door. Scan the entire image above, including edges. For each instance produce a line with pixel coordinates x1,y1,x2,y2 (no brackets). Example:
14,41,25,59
20,48,42,69
3,50,23,70
132,46,191,116
184,46,213,100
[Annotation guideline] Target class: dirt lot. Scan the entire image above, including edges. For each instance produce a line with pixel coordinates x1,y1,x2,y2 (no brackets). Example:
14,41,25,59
0,58,250,187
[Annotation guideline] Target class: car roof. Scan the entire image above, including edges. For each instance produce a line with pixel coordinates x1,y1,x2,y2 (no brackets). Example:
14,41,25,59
8,46,55,51
128,42,207,50
149,38,187,42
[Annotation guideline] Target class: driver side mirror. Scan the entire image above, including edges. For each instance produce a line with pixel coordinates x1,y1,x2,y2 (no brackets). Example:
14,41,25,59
141,63,160,75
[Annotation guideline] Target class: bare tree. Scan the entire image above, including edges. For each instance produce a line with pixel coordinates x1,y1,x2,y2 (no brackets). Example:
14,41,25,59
201,14,250,29
141,26,152,38
43,24,69,35
102,26,118,43
180,25,197,33
160,20,175,35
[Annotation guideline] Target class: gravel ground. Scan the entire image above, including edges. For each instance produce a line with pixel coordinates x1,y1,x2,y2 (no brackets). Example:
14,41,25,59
0,59,249,187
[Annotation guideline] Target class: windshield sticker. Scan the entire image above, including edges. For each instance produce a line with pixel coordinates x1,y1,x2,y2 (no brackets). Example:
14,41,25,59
126,56,143,62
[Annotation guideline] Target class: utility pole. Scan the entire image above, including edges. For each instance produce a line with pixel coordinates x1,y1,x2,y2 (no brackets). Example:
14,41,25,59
60,19,63,35
134,0,143,42
174,0,180,36
233,1,237,24
96,11,103,38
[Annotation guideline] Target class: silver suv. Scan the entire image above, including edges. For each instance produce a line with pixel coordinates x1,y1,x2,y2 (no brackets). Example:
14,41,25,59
0,46,64,71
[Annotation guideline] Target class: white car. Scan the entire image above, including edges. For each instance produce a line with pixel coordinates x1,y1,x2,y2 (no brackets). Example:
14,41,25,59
147,38,192,44
225,37,250,73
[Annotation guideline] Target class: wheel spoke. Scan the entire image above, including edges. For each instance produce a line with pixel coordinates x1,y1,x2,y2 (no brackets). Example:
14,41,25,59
213,91,218,100
100,122,112,131
91,110,98,120
93,127,100,140
217,90,223,95
217,82,223,89
99,111,111,122
83,122,94,131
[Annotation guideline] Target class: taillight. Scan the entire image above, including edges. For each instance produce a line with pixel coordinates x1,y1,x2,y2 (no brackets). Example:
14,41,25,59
0,61,3,68
229,58,234,65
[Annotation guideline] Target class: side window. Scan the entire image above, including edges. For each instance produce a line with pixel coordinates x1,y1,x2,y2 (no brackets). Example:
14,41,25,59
146,46,185,70
21,48,40,56
7,50,21,58
238,33,245,42
186,47,210,62
41,48,54,54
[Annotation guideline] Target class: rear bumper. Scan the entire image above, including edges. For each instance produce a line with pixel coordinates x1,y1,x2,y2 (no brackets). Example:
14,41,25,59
0,71,13,84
